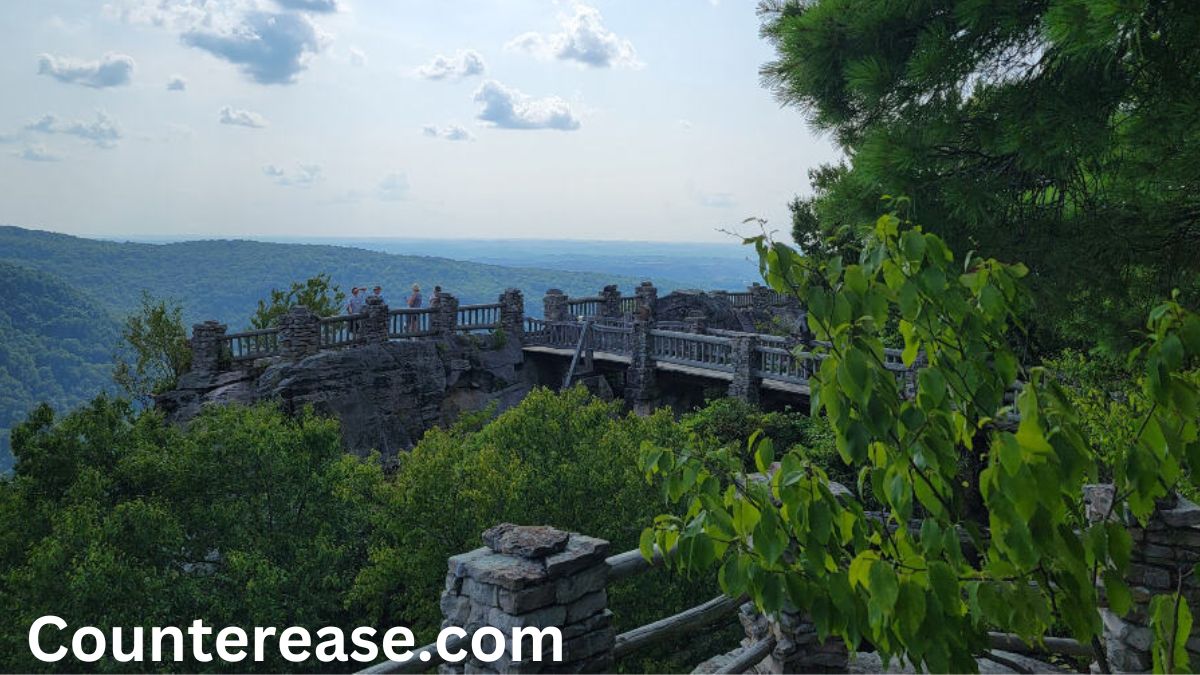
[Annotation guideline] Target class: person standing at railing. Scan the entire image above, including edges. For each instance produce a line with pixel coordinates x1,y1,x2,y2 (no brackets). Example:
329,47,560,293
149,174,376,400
406,283,422,332
347,287,364,314
371,285,386,305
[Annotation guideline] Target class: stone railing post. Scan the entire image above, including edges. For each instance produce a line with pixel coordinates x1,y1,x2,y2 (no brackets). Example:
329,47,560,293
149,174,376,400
634,282,657,321
728,335,760,404
599,285,622,320
1085,485,1200,672
544,289,568,323
749,283,771,312
735,603,848,673
362,296,390,345
432,292,459,338
499,288,525,342
711,290,730,306
441,524,614,673
190,321,227,374
279,306,320,359
626,320,657,413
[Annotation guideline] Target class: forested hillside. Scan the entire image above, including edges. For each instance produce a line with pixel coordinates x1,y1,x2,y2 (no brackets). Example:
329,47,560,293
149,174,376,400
0,226,676,330
0,262,120,472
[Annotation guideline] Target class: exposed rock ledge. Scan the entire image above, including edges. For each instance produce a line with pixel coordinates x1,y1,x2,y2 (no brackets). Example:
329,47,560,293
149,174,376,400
157,335,532,465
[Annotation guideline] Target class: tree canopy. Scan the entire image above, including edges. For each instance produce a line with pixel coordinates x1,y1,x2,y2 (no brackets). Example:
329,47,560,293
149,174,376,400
760,0,1200,354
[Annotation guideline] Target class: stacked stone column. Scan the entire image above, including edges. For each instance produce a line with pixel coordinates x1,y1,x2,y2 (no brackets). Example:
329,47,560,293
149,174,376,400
634,282,657,321
543,290,568,323
362,296,390,345
728,335,760,404
736,603,848,673
625,320,657,413
279,306,320,359
440,524,614,673
749,283,771,313
1085,485,1200,672
599,285,622,321
500,289,525,342
190,321,228,374
433,292,460,338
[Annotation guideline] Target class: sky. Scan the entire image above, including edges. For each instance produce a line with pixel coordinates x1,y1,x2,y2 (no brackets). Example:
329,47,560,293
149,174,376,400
0,0,840,243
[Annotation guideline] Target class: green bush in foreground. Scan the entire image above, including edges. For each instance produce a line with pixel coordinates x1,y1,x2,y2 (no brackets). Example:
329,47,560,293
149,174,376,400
0,399,385,673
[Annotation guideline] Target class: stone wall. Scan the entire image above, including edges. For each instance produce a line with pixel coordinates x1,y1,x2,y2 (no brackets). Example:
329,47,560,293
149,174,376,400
1085,485,1200,672
441,524,614,673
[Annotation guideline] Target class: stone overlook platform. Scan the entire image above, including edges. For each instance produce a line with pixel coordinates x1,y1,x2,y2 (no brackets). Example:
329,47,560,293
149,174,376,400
183,281,917,419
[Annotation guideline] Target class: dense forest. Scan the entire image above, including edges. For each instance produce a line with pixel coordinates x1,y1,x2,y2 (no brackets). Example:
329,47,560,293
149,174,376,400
0,263,119,473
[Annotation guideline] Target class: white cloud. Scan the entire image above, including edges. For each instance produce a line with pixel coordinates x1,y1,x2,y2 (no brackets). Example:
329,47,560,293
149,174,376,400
422,124,474,142
167,74,187,91
473,80,581,131
348,47,367,66
377,172,409,201
25,111,122,148
15,145,63,162
274,0,340,12
264,163,322,187
182,11,328,85
37,52,135,88
415,50,486,81
219,106,268,128
679,119,693,129
506,3,641,70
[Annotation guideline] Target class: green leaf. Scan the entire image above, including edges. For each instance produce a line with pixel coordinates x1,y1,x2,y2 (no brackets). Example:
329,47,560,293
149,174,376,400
1103,570,1132,617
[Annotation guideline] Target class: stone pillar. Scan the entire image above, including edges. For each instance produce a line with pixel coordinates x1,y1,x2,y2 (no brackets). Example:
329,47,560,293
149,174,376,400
625,320,657,412
544,289,569,323
1085,485,1200,672
684,310,707,335
599,285,622,320
737,603,848,673
279,306,320,359
440,524,614,673
500,288,525,342
634,282,657,321
190,321,228,374
749,283,771,313
728,335,760,404
433,292,460,338
710,290,730,306
362,296,390,345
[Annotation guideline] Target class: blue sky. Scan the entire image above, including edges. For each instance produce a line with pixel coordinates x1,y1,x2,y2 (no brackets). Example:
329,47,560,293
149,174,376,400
0,1,839,242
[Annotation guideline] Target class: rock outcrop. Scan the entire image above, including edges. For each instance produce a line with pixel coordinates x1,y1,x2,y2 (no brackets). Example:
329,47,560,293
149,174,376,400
157,334,531,464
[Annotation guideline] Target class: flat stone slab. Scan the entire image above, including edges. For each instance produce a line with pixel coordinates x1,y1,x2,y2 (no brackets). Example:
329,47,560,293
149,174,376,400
483,523,570,558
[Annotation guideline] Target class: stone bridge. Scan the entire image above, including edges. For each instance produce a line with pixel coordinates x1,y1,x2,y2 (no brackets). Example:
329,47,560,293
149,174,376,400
185,281,916,415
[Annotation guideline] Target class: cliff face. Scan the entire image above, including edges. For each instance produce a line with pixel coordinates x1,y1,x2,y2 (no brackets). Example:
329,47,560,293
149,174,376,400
157,334,531,463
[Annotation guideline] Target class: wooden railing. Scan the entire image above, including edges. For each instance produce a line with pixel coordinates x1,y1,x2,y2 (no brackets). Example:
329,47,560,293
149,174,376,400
727,292,753,307
650,329,734,372
619,296,640,316
220,327,281,361
388,308,437,338
567,296,602,318
589,322,632,354
358,546,745,675
320,314,363,348
457,303,501,332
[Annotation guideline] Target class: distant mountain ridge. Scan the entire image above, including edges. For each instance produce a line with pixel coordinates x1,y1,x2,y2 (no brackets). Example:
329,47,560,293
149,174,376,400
0,226,683,330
